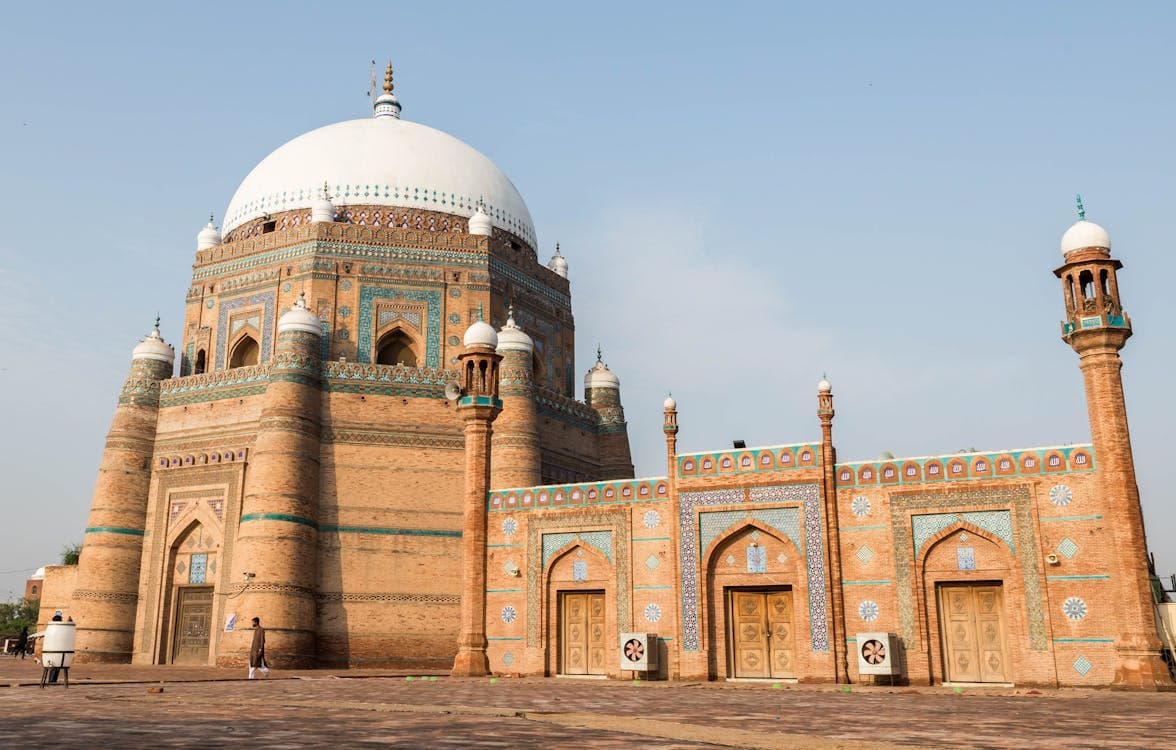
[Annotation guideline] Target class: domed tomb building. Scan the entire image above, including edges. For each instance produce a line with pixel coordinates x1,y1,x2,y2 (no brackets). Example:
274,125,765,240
64,65,633,668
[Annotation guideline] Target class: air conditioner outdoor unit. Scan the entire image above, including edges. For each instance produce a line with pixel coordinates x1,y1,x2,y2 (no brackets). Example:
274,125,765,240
619,632,658,672
856,632,901,676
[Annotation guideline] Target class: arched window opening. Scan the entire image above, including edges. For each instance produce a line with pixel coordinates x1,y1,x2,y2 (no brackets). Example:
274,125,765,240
1079,270,1095,300
194,349,207,375
532,352,546,388
229,336,259,368
1099,269,1110,296
375,331,417,367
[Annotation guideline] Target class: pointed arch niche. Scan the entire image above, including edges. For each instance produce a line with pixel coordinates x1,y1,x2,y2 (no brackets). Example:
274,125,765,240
703,520,808,680
544,541,614,677
228,333,260,368
156,506,223,666
375,327,420,366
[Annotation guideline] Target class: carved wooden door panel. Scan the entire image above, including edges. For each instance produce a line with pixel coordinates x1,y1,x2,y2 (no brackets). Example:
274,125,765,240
561,592,607,676
587,593,607,675
939,584,1008,683
731,591,770,678
765,591,796,679
173,587,213,664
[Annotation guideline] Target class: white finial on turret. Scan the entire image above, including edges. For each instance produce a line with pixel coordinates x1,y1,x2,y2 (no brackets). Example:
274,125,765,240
468,199,492,236
132,315,175,364
373,61,402,120
197,214,221,250
548,242,568,278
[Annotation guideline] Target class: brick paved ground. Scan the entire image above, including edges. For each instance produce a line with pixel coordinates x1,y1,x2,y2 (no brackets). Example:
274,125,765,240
0,660,1172,748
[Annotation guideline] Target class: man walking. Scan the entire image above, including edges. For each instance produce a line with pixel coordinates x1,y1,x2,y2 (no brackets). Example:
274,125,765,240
248,617,270,679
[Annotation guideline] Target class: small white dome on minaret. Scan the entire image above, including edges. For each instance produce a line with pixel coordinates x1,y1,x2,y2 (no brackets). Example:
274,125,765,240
468,202,492,236
584,346,620,389
463,303,498,348
311,183,336,223
663,393,677,410
196,215,221,250
373,61,402,120
1061,194,1111,256
496,305,534,353
132,316,175,364
278,291,323,335
548,243,568,278
818,375,832,393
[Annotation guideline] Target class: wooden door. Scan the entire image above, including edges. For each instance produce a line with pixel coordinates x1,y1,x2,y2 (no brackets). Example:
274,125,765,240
172,587,213,664
938,584,1009,683
561,592,606,675
730,590,795,678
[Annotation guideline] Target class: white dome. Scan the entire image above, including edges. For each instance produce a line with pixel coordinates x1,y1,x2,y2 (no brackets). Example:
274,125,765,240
223,117,536,247
496,307,533,353
663,394,677,410
1061,220,1111,255
818,377,831,393
196,217,221,250
311,185,335,223
585,360,620,390
278,292,323,335
31,566,45,580
132,319,175,364
464,319,498,349
548,244,568,278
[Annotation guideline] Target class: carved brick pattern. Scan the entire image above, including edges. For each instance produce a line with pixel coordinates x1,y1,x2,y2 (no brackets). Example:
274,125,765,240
215,291,275,370
316,592,460,605
357,286,441,367
72,589,138,603
321,428,463,450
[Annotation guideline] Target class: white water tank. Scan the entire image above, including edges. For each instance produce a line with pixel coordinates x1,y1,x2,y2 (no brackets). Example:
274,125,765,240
41,621,76,668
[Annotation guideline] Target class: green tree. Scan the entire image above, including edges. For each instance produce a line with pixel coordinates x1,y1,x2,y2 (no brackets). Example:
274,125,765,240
0,597,39,635
60,543,81,566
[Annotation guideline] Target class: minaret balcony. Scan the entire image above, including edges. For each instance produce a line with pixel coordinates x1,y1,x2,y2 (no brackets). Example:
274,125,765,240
1061,312,1130,336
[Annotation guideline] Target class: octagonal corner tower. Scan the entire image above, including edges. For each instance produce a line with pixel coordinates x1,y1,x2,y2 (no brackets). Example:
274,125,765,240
68,69,633,668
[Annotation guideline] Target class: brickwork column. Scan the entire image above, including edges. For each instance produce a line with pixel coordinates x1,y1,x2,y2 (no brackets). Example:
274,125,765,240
452,318,502,677
490,308,541,490
585,351,635,480
817,378,849,683
72,321,173,663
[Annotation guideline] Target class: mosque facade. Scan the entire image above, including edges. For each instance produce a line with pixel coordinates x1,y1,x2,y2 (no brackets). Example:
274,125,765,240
43,66,1170,689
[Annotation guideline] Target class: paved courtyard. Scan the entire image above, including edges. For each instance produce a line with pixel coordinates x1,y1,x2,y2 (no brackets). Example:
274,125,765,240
0,661,1172,748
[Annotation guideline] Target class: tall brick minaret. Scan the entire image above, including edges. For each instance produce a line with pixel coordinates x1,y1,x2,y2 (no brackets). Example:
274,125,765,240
72,319,173,662
1054,199,1172,689
584,347,635,479
452,310,503,677
817,376,849,683
220,292,323,668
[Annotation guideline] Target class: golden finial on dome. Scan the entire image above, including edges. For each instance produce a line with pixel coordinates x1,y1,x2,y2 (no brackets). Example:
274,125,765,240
383,61,394,94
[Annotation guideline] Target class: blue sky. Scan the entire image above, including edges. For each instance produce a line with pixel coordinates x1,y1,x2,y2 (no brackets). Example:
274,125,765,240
1,1,1174,598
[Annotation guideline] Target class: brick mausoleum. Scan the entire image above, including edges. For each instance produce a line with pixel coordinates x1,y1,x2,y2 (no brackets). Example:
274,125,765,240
41,64,1171,689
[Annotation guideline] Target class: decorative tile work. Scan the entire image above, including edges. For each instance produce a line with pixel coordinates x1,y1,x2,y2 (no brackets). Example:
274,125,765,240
215,291,275,370
541,530,614,569
357,286,441,366
858,600,879,622
645,554,660,571
956,547,976,571
501,606,517,624
644,603,662,623
189,553,207,584
1057,537,1080,560
502,651,514,666
679,484,827,652
1050,484,1073,506
573,560,587,581
525,510,631,648
855,545,875,565
643,510,661,529
1073,655,1093,676
338,305,352,318
747,545,767,573
448,313,461,324
503,558,517,576
699,508,802,556
852,496,872,517
501,517,517,536
911,510,1015,557
890,486,1045,651
340,280,353,292
489,477,670,513
1063,597,1088,621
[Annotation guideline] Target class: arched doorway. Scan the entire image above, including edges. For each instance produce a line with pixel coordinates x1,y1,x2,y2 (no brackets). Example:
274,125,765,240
161,520,220,664
545,543,614,677
375,329,418,366
228,334,259,368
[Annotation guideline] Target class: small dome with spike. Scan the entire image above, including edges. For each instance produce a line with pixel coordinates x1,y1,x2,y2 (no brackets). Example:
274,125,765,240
548,243,568,278
373,61,402,120
663,392,677,410
197,214,221,250
278,291,323,335
132,316,175,364
584,345,620,389
468,201,492,236
311,182,335,223
1061,194,1111,255
496,305,533,353
463,302,498,348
